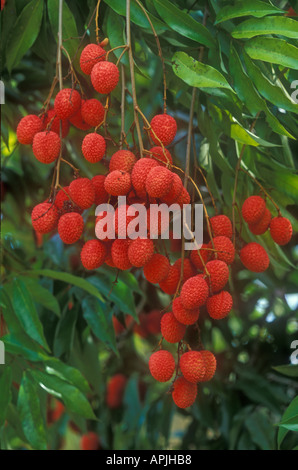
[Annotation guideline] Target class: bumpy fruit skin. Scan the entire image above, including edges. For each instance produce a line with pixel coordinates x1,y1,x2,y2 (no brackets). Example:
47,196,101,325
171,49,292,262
205,260,229,292
147,206,170,238
149,350,175,382
270,216,293,245
91,61,120,94
92,175,109,205
58,212,84,244
106,374,127,409
80,44,106,75
80,239,107,270
42,108,70,138
161,173,183,205
159,265,180,295
114,204,138,237
32,131,61,164
248,207,271,235
240,242,270,272
208,236,235,265
17,115,42,144
109,150,137,174
54,88,81,120
180,351,206,383
146,167,173,198
206,291,233,320
172,297,199,326
80,432,100,451
180,275,209,309
143,253,170,284
81,99,105,127
128,238,154,267
174,258,196,283
190,243,210,271
69,106,91,131
111,239,132,270
69,178,95,209
241,195,266,225
210,215,233,239
161,312,186,343
54,186,71,211
200,350,216,382
150,114,177,146
104,170,131,196
131,158,159,198
172,377,197,409
148,146,172,166
82,133,106,163
176,186,191,207
31,203,59,234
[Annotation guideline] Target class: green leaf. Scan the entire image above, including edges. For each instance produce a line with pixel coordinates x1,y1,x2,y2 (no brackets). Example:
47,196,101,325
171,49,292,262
2,333,48,362
245,409,275,450
172,51,233,91
243,52,298,114
153,0,215,49
232,16,298,39
273,364,298,378
44,358,91,394
278,396,298,447
47,0,80,61
19,277,60,316
17,372,47,450
23,269,104,302
53,303,78,357
12,278,50,352
215,1,284,24
278,415,298,432
31,369,96,419
244,38,298,70
106,8,128,66
0,367,12,427
5,0,43,73
82,296,118,355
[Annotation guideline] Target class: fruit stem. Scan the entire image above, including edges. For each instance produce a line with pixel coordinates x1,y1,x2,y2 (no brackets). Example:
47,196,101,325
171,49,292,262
55,0,63,190
95,0,102,44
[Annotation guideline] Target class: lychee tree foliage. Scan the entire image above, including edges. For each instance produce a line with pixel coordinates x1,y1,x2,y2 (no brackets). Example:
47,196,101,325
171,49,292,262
1,0,298,451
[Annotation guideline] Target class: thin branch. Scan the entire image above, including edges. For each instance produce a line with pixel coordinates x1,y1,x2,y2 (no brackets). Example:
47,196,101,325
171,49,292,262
120,64,126,150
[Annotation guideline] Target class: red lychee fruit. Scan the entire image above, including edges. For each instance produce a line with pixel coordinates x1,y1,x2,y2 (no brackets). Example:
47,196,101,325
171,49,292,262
270,216,293,245
95,210,115,241
42,108,70,138
131,158,159,198
180,351,206,383
58,212,84,244
82,133,106,163
16,115,42,144
145,167,173,198
205,260,229,292
111,239,132,270
159,265,180,295
208,236,235,265
106,374,127,409
150,114,177,146
176,186,191,207
69,105,92,131
240,242,270,272
161,312,186,343
114,204,139,237
144,310,163,335
31,202,59,234
147,205,170,238
241,195,266,225
113,316,125,336
80,239,107,270
81,99,105,127
91,175,109,205
190,243,210,271
91,61,119,94
80,44,106,75
143,253,170,284
172,376,197,409
149,350,175,382
54,88,81,120
161,173,183,205
109,150,137,174
206,291,233,320
174,258,196,283
104,170,131,196
32,131,61,164
180,275,209,309
248,207,271,235
148,146,172,166
172,297,199,326
200,350,216,382
210,214,233,239
80,432,101,451
69,178,95,210
128,237,154,267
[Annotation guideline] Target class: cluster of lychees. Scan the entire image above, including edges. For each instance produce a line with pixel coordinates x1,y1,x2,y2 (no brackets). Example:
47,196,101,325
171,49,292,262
17,39,293,411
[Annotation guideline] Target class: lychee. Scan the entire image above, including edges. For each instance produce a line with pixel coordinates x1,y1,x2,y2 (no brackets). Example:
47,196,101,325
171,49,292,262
180,275,209,309
80,432,100,451
208,236,235,265
200,350,216,382
174,258,196,282
58,212,84,244
240,242,269,272
31,202,59,234
150,114,177,146
69,178,95,210
148,146,172,166
160,312,186,343
180,351,206,383
80,43,106,75
149,350,175,382
32,131,61,164
42,108,70,138
161,173,183,205
248,207,271,235
159,264,180,295
270,216,292,245
91,175,109,205
131,158,159,198
205,260,229,292
190,243,210,270
80,239,107,270
109,150,137,174
82,133,106,163
143,253,170,284
206,291,233,320
128,238,154,267
172,297,199,326
111,239,132,270
54,88,81,120
241,195,266,225
104,170,131,196
172,376,197,409
17,115,42,144
106,374,127,409
69,105,92,131
91,61,119,94
210,214,233,239
81,99,105,127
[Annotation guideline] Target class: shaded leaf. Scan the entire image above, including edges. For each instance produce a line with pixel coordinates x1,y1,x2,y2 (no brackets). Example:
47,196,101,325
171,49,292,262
232,16,298,39
215,1,284,24
245,38,298,70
